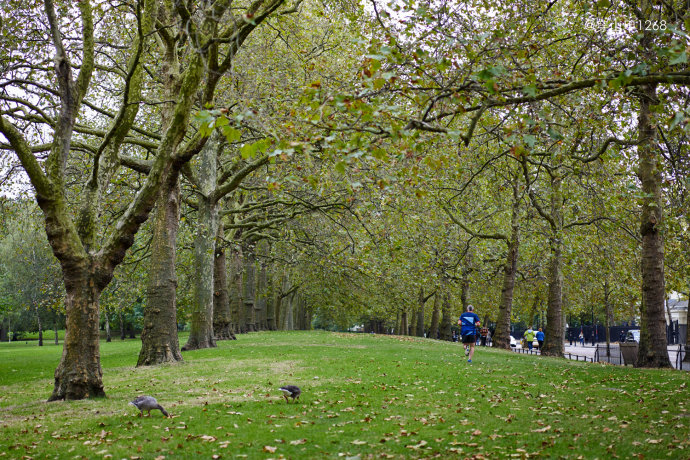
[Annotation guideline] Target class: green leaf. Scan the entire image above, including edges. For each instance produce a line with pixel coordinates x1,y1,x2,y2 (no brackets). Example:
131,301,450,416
222,125,242,143
547,127,563,140
669,50,687,65
240,143,258,159
522,85,537,98
669,111,685,131
523,134,536,148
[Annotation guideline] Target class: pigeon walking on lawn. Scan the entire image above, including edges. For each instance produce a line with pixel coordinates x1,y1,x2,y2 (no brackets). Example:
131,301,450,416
129,395,170,417
279,385,301,403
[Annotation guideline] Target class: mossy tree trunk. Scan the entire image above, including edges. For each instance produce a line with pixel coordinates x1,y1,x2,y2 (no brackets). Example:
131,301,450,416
213,222,236,340
183,134,222,351
242,248,257,332
138,176,183,365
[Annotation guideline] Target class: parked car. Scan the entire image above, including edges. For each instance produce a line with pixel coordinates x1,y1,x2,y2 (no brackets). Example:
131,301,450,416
624,330,640,343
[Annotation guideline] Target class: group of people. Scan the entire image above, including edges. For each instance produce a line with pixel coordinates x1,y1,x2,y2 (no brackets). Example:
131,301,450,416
522,326,545,351
457,305,546,363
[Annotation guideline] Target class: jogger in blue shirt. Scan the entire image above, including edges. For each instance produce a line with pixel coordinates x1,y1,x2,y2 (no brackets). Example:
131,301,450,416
458,305,480,363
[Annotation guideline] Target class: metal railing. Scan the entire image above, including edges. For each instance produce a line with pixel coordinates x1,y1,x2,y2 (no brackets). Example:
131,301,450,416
565,352,594,363
510,343,690,370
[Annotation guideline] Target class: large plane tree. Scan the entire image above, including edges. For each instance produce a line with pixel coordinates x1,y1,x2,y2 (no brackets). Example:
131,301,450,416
0,0,291,400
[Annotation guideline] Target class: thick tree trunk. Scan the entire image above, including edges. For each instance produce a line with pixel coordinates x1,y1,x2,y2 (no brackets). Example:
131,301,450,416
105,311,111,343
119,311,125,340
242,249,257,332
416,288,425,337
494,193,520,349
542,175,564,357
138,178,183,365
49,271,105,401
401,309,408,335
256,260,268,331
184,210,218,349
184,133,222,350
36,306,43,347
605,280,612,357
636,82,671,368
283,290,295,330
266,264,277,330
430,290,440,339
213,225,236,340
229,246,243,333
409,305,417,336
439,291,452,341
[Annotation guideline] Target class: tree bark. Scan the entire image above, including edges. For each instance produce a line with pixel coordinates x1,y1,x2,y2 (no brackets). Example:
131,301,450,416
183,134,222,351
256,259,269,330
105,310,111,343
493,185,520,349
416,287,426,337
636,81,671,367
604,280,612,357
409,304,417,337
541,174,564,357
138,177,183,365
229,245,243,333
36,306,43,347
119,311,125,341
242,249,257,332
430,290,440,339
439,291,452,341
49,270,105,401
266,266,277,331
213,224,236,340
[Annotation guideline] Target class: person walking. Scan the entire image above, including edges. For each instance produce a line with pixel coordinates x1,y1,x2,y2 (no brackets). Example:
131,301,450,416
524,327,536,351
578,331,584,346
459,305,481,363
536,327,545,350
480,326,489,346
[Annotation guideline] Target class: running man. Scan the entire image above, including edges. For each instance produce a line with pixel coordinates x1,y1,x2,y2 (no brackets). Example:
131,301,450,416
458,305,481,363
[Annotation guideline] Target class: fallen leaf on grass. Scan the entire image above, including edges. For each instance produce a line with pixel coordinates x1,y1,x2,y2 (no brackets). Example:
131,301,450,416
200,435,216,442
531,425,551,433
406,440,428,450
351,439,367,445
290,439,307,445
263,445,277,453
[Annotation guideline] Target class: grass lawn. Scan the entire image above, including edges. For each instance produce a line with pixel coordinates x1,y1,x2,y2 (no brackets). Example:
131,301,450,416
0,331,688,459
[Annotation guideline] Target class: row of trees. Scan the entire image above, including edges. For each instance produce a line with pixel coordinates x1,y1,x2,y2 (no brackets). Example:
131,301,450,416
1,0,689,401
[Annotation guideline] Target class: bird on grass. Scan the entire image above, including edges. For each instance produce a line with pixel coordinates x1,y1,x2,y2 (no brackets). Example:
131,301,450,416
129,395,170,418
279,385,301,403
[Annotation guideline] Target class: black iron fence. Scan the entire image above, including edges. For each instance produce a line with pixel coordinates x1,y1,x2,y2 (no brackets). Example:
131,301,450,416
511,342,689,370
